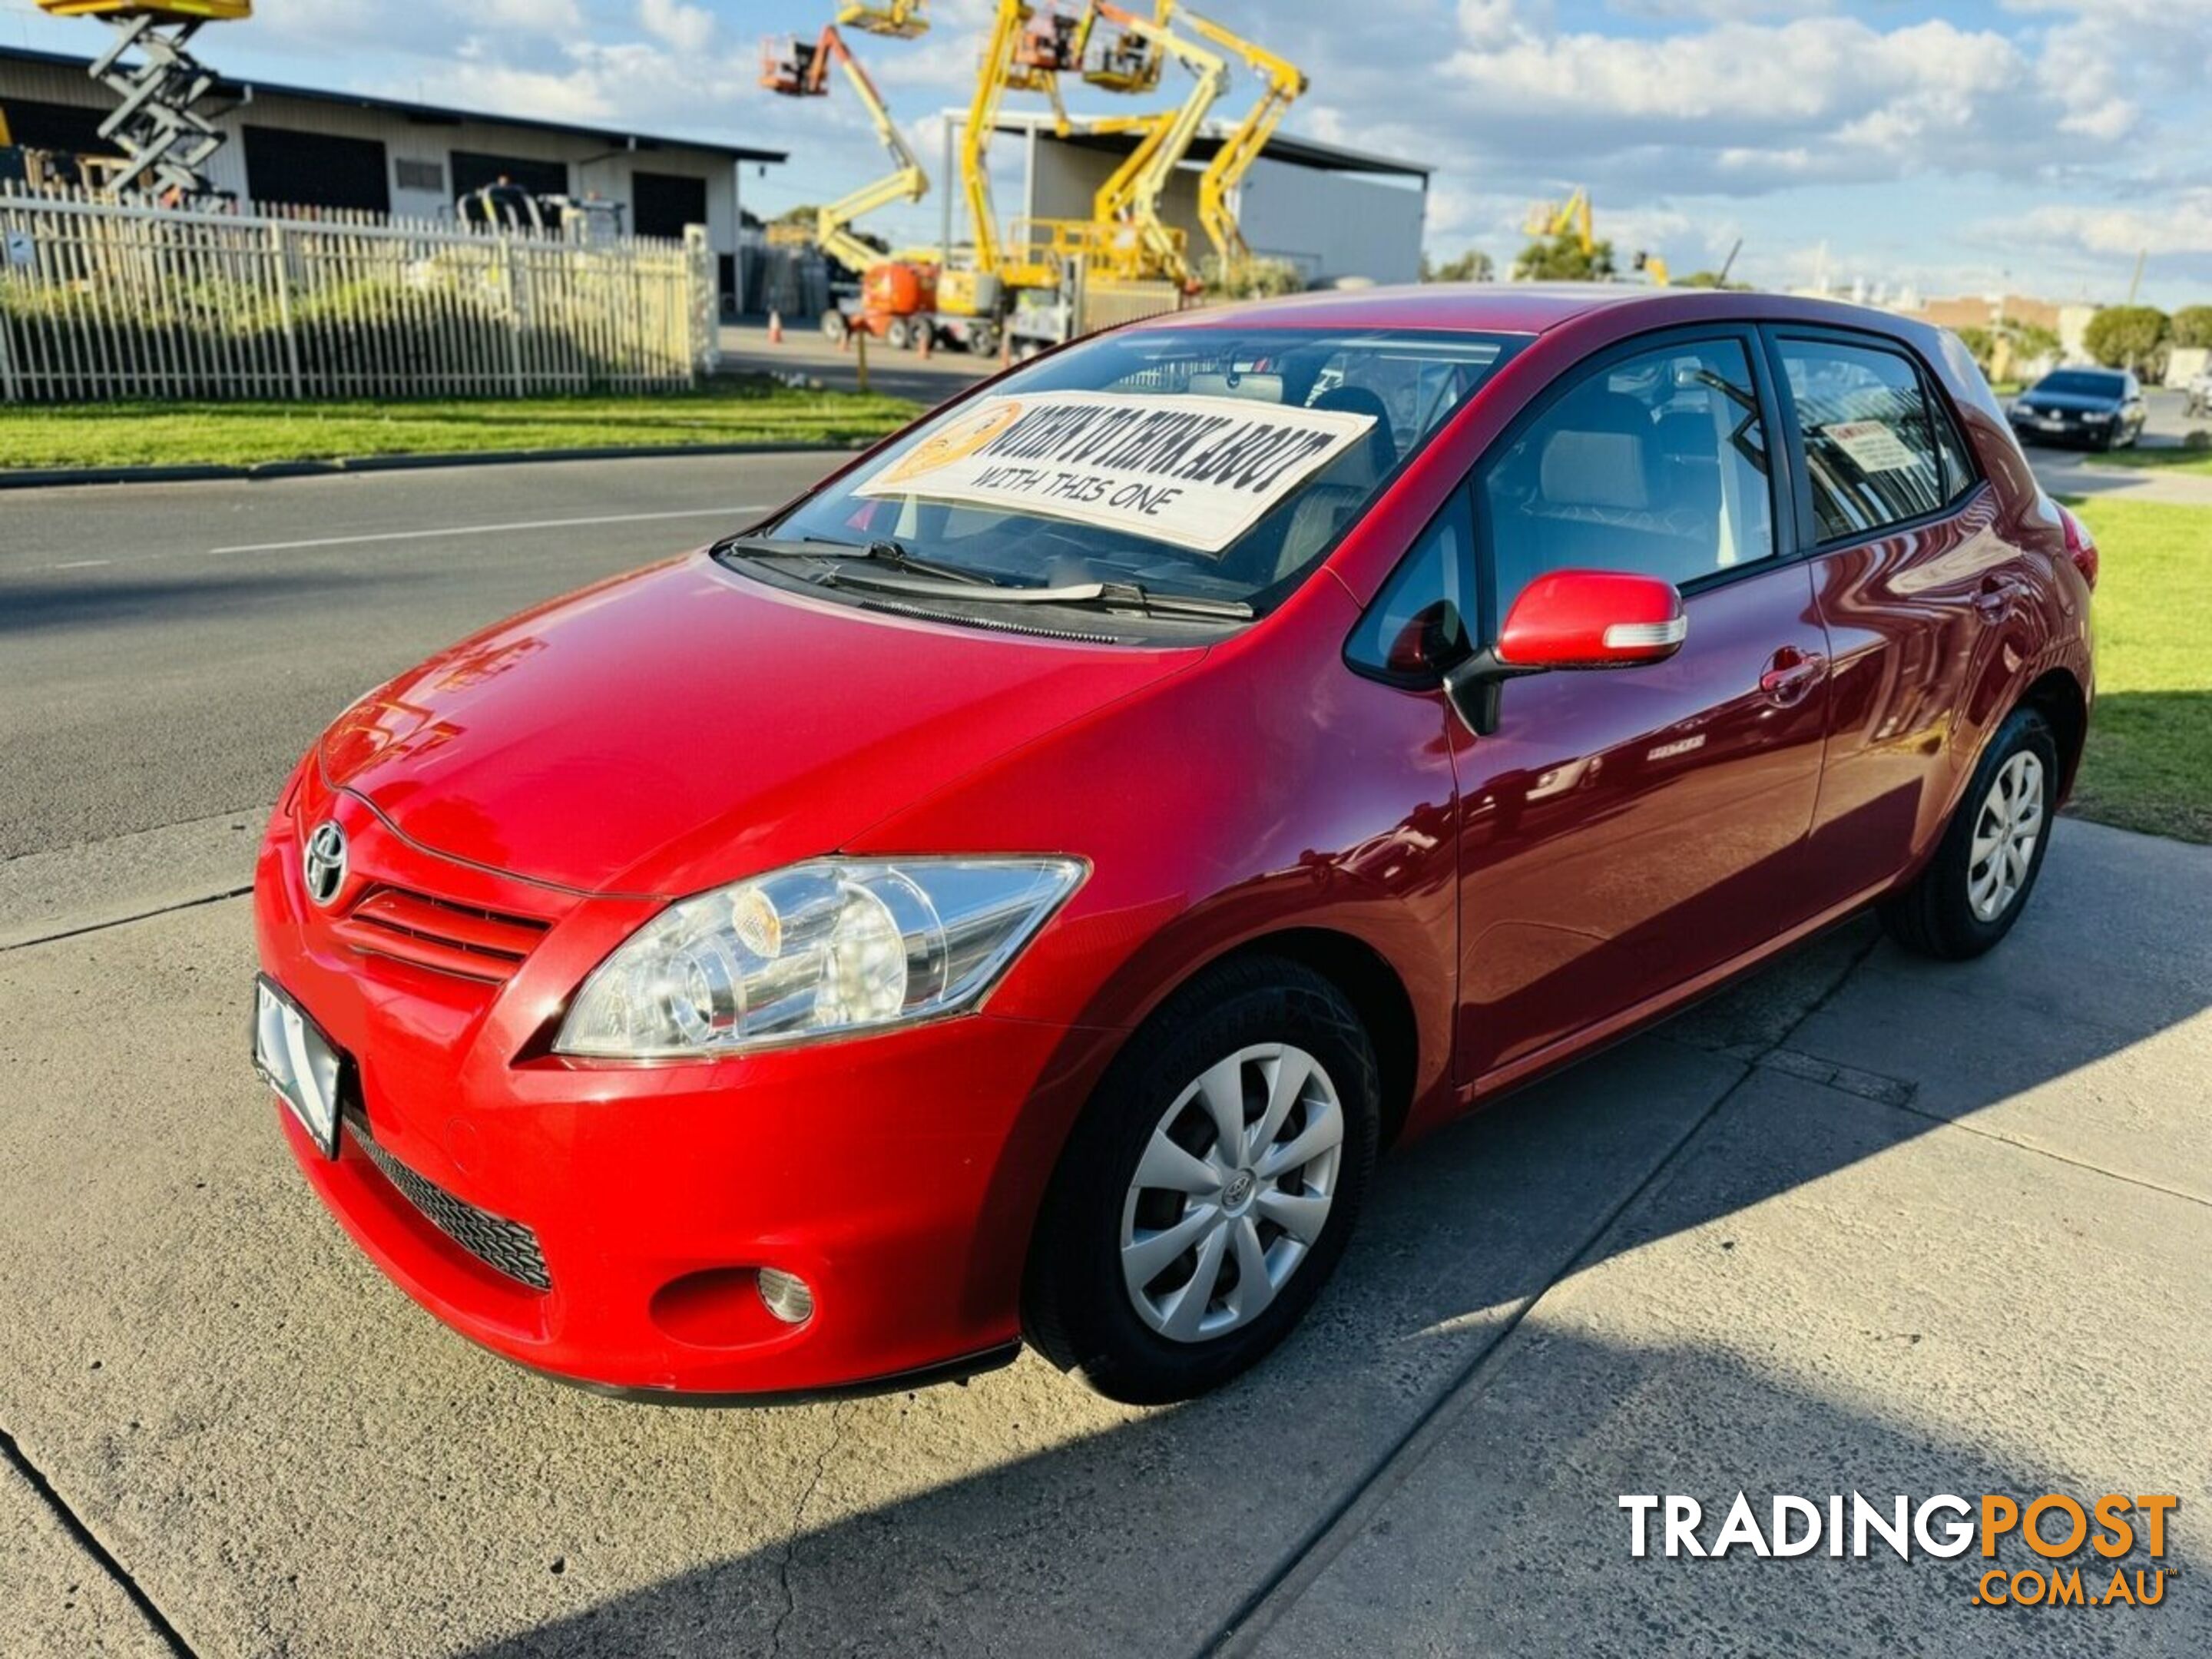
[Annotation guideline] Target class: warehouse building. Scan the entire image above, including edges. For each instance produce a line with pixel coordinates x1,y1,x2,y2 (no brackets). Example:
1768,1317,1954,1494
0,45,784,311
942,110,1431,287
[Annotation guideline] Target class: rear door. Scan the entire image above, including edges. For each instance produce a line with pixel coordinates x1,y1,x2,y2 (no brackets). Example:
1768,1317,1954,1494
1449,328,1833,1082
1763,329,2038,909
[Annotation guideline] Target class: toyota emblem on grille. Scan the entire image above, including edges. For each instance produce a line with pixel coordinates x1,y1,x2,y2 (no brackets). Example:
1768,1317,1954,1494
303,821,349,908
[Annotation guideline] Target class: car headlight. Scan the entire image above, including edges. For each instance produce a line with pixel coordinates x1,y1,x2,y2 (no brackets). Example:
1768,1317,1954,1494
555,858,1085,1058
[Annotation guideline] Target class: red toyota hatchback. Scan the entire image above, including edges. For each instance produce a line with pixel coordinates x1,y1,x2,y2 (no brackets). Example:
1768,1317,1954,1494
253,288,2095,1405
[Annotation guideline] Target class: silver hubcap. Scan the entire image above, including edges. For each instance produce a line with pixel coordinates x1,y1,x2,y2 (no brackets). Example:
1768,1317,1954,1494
1968,750,2045,922
1120,1043,1344,1345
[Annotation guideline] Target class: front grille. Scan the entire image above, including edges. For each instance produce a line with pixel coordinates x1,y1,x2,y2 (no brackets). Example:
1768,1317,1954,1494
332,886,550,985
356,1131,552,1292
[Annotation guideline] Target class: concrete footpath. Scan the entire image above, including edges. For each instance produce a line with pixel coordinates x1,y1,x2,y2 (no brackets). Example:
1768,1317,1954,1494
0,816,2205,1657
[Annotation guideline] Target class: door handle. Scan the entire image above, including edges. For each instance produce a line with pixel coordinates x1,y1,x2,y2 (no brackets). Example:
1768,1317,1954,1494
1975,576,2022,615
1760,647,1829,707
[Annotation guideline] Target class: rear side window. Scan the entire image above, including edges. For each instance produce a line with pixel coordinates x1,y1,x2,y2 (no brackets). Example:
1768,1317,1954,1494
1481,337,1777,620
1780,339,1972,542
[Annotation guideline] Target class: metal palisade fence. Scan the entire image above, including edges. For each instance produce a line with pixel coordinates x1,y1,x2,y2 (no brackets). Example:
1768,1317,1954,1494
0,186,718,403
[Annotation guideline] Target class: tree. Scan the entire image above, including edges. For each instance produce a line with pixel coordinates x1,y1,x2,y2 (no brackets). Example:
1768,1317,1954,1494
1679,270,1750,290
2082,306,2169,375
2008,320,2061,362
1423,249,1494,283
2171,306,2212,349
1513,232,1616,281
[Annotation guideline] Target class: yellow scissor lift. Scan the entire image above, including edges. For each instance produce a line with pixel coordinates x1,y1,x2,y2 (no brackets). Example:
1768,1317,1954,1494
34,0,250,197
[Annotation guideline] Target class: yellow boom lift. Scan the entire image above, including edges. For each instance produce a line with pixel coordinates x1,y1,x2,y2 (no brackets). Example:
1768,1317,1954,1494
835,0,929,38
1177,8,1306,282
759,23,927,278
34,0,250,197
955,0,1094,298
1523,185,1671,284
1083,1,1225,287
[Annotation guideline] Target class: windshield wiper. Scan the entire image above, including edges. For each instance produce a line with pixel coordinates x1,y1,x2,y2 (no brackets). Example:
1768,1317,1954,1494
717,534,998,587
825,565,1253,622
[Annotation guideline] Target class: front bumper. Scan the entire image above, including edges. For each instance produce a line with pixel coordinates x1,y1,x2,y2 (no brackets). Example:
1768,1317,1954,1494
2008,411,2117,445
253,770,1118,1398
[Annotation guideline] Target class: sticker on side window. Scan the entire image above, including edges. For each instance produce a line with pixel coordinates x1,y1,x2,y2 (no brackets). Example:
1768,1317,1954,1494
1820,419,1919,473
856,390,1379,555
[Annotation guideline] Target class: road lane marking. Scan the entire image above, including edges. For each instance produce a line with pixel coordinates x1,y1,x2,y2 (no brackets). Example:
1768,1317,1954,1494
208,505,771,555
50,558,111,569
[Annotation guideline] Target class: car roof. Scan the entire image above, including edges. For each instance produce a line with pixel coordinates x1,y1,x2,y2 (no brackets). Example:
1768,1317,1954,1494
1146,282,1933,343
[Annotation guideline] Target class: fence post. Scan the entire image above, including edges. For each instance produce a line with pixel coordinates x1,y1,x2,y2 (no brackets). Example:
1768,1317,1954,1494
0,195,21,404
268,220,303,399
686,223,715,384
502,234,526,397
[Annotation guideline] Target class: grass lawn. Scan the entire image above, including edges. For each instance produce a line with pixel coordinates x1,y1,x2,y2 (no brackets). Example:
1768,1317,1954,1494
0,379,919,470
2065,498,2212,843
2082,442,2212,477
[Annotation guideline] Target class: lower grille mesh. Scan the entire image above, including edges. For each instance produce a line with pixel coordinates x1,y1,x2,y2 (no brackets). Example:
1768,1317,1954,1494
356,1132,552,1293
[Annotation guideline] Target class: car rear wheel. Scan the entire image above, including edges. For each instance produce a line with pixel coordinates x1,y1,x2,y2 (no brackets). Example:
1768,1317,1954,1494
1881,705,2058,960
1023,955,1379,1404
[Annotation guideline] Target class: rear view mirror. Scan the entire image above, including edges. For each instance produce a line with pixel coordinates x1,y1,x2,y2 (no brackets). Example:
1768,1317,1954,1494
1444,568,1686,734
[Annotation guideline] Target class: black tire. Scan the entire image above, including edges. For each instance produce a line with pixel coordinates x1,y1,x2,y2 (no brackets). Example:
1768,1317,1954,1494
820,310,849,345
1023,955,1380,1405
967,324,999,358
884,316,914,351
1881,705,2058,961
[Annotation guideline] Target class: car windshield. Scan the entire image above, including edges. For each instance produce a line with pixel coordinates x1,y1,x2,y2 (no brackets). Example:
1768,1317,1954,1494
758,326,1520,614
2035,371,2124,399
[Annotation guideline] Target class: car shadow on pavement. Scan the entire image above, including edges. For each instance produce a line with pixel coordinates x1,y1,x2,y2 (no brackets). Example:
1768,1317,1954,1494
451,827,2210,1658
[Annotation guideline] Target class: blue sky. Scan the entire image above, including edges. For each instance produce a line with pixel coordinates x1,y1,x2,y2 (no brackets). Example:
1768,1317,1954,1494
5,0,2207,306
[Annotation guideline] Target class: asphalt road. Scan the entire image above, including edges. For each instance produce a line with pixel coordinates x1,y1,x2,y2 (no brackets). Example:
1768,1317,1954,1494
2,445,2209,1657
0,452,833,863
717,321,998,406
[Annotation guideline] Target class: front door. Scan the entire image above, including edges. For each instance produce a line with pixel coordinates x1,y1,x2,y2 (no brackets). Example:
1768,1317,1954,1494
1449,332,1833,1082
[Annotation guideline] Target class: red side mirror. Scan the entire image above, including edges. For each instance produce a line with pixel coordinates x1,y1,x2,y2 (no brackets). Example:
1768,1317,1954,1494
1496,569,1687,671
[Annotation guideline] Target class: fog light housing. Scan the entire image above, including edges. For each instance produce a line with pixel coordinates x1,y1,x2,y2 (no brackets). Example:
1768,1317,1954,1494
757,1267,815,1326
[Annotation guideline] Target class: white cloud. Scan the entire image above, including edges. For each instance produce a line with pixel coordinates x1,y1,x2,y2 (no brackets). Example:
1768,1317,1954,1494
637,0,716,58
2011,190,2212,260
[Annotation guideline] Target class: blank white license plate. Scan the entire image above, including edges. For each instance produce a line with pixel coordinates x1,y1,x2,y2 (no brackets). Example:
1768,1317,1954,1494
254,976,344,1159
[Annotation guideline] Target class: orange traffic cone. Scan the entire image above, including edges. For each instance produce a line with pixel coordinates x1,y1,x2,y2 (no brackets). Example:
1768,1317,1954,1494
767,310,783,345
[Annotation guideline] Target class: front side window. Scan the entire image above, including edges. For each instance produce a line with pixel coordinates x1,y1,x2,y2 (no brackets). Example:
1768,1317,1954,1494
1481,338,1776,621
1780,339,1957,541
762,327,1518,618
1344,491,1474,682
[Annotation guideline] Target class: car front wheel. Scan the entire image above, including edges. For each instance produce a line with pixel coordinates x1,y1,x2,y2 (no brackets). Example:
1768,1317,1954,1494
1024,956,1379,1404
1881,704,2058,960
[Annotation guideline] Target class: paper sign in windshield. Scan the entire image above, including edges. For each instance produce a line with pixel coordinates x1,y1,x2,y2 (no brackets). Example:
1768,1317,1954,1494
856,390,1380,555
1822,419,1919,474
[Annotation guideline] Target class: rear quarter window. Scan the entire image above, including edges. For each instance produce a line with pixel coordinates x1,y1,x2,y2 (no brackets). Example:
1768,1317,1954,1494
1779,338,1975,542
